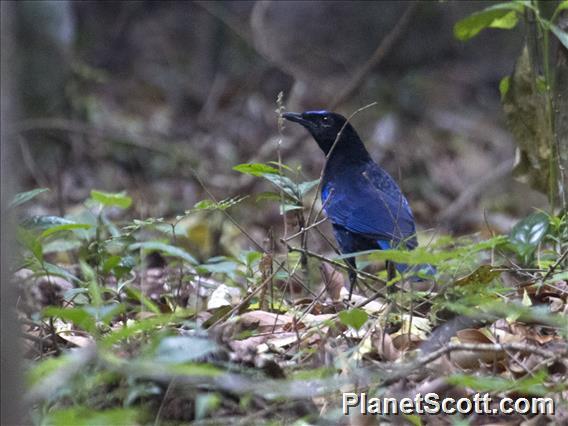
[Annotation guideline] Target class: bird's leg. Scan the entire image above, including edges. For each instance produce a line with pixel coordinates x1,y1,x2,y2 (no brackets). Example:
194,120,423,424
346,258,357,301
348,269,357,301
386,261,397,293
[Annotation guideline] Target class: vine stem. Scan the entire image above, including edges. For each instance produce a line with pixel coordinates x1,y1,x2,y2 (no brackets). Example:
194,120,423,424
532,0,559,210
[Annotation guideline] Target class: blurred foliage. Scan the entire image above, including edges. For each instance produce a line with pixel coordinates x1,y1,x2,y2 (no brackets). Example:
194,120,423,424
13,172,566,424
6,1,568,424
455,0,568,209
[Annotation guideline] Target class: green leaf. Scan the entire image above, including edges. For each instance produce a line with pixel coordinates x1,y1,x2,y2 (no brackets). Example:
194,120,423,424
129,241,198,265
344,247,445,265
499,75,510,100
535,75,547,93
244,250,263,267
193,199,217,210
9,188,49,209
201,305,232,329
199,260,239,274
549,24,568,51
283,204,303,212
42,262,80,283
551,271,568,281
124,382,162,407
455,265,502,286
192,195,248,211
163,363,222,377
233,163,279,176
84,304,124,325
153,336,219,364
21,216,77,231
195,393,222,420
123,287,161,314
90,190,132,209
490,10,519,29
338,308,368,331
43,239,83,254
555,0,568,15
447,370,549,395
100,315,175,347
509,212,550,260
454,3,523,41
39,223,92,239
17,226,43,260
80,260,102,307
403,415,423,426
62,287,89,303
26,355,69,387
255,191,283,202
298,179,320,196
255,191,297,204
337,236,508,266
117,255,136,276
267,161,294,173
262,173,300,201
45,407,139,426
102,255,121,274
43,307,97,334
102,255,135,279
291,367,336,380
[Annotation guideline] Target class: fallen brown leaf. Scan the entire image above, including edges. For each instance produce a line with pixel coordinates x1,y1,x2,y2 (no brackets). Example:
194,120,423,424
371,326,400,361
58,332,95,348
238,310,293,333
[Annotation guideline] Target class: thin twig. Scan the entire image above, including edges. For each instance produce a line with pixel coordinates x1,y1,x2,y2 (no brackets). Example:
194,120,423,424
208,263,285,329
187,168,320,298
537,248,568,295
21,332,52,346
154,378,176,426
379,341,566,386
282,217,328,242
285,245,387,286
542,248,568,282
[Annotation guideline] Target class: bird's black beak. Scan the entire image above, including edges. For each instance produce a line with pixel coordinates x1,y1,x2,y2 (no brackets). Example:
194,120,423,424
282,112,311,128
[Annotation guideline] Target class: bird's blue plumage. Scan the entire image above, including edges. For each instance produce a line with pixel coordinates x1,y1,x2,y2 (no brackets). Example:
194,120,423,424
282,110,435,295
321,161,417,250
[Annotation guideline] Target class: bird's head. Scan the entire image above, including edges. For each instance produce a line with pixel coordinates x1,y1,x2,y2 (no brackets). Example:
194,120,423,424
282,110,359,155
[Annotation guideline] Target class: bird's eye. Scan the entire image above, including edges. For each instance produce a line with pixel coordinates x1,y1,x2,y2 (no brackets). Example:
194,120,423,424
322,116,329,122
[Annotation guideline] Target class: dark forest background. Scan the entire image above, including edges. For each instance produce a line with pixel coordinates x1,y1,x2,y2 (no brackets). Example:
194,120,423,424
8,1,548,235
2,1,567,425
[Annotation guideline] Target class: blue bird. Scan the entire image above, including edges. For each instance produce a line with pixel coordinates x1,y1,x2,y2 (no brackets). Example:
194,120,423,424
282,110,435,297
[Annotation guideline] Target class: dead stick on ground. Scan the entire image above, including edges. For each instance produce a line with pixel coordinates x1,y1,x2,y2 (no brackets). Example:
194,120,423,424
380,341,566,386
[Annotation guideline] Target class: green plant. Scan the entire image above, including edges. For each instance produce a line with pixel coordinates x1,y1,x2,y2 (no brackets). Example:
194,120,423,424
455,0,568,210
11,172,567,425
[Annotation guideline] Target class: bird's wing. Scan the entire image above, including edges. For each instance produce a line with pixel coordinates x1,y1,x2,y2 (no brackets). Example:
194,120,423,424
322,164,417,249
